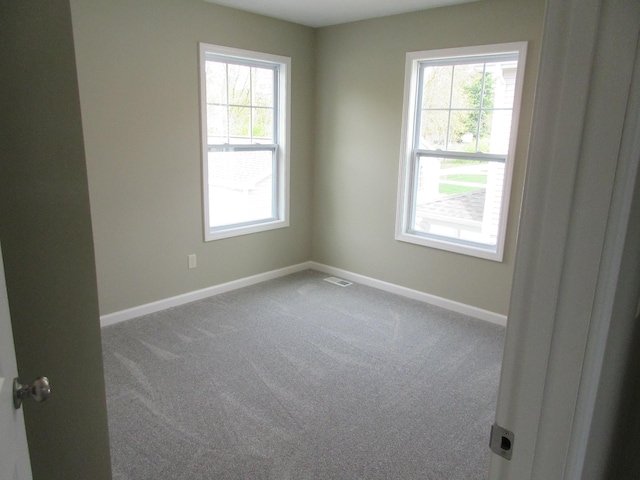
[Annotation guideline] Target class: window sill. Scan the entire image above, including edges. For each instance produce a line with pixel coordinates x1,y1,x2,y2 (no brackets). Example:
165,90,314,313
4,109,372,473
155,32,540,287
205,218,289,242
395,231,504,262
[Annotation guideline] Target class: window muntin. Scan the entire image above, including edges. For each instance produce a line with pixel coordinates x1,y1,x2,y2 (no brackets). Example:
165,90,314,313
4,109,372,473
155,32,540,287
396,43,527,261
199,44,290,241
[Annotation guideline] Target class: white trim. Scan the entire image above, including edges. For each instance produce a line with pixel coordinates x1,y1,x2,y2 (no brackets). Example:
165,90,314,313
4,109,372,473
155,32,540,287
101,261,506,328
308,262,507,326
566,5,640,476
490,0,600,474
100,262,312,327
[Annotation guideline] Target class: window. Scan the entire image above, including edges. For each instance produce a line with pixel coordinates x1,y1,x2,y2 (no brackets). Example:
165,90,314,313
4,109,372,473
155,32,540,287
396,43,527,261
199,43,290,241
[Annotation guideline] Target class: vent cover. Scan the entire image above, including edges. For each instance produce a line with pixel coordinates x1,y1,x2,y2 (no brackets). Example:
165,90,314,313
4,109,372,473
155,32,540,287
324,276,353,287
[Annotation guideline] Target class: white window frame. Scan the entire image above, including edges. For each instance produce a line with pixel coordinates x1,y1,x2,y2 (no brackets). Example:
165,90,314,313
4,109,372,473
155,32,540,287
199,43,291,241
395,42,527,261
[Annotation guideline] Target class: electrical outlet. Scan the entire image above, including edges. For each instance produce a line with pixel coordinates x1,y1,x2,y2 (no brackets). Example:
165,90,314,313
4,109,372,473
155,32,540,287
188,254,197,269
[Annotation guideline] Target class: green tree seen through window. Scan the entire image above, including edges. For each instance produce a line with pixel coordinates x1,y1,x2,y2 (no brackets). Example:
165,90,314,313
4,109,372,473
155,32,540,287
455,72,494,147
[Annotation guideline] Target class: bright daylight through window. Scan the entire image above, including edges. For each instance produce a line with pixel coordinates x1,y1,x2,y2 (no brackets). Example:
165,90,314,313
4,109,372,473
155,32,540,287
199,44,290,241
396,43,527,261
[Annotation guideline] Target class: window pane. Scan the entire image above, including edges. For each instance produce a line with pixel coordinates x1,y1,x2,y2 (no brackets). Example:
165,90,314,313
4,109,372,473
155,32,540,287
451,64,484,109
207,105,228,143
412,156,505,246
252,67,274,107
482,63,518,110
421,66,452,109
419,110,449,149
208,149,274,228
478,110,496,153
228,64,251,105
493,62,517,109
205,61,227,105
448,109,479,152
229,106,250,141
484,110,512,154
252,107,274,142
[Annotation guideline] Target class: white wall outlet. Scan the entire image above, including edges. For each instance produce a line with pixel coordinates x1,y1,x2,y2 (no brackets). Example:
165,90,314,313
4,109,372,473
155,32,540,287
188,254,197,269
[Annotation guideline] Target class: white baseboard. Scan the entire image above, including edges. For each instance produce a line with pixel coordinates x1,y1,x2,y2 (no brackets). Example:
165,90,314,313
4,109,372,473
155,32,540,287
101,261,506,328
100,262,314,327
308,262,507,327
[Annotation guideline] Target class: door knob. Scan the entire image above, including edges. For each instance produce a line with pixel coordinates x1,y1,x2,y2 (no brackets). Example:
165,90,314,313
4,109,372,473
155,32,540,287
13,377,51,409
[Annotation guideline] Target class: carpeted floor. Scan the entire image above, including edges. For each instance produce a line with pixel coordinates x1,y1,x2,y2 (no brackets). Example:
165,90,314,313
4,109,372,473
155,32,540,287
101,270,505,479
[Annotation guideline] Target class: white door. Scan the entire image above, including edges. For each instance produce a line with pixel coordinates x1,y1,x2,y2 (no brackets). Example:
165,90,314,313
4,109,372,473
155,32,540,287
0,242,33,480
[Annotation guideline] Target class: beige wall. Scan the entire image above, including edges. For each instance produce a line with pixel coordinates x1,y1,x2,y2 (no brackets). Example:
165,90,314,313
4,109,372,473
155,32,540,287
70,0,316,315
72,0,544,317
312,0,545,315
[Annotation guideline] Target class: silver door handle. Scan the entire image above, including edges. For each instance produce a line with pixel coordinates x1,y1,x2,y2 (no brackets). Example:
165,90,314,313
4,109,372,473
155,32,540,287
13,377,51,409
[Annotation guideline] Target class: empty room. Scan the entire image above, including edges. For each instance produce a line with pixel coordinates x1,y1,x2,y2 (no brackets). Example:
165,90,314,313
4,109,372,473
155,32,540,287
3,0,640,479
68,0,544,476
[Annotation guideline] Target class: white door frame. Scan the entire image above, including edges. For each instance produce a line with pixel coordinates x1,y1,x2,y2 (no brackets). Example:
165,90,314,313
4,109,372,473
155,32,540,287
0,241,33,479
489,0,640,478
565,15,640,477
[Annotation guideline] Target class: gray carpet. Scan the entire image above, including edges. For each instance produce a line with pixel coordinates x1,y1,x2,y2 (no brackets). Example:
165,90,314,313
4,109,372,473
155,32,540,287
101,270,504,479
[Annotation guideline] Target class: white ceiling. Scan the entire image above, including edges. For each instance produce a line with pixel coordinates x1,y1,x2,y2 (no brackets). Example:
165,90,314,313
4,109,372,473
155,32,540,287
202,0,479,28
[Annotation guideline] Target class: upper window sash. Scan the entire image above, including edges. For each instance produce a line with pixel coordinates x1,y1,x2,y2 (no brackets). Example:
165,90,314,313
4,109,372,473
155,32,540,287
411,49,521,156
203,52,281,147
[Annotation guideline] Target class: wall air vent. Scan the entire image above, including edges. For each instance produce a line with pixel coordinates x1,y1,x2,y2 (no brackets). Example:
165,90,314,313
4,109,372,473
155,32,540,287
323,276,353,287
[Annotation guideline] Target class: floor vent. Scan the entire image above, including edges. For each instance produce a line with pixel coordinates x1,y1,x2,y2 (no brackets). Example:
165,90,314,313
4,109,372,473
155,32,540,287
324,276,353,287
